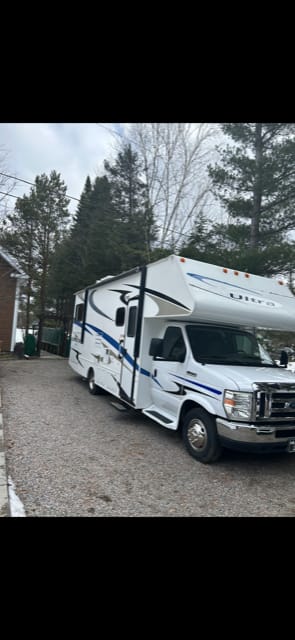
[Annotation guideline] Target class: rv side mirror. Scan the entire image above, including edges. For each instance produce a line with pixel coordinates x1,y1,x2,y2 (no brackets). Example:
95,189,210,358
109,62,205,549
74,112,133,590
280,350,289,367
149,338,163,358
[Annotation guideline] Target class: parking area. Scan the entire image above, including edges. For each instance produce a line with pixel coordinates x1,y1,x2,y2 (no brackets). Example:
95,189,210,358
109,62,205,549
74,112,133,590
1,357,295,516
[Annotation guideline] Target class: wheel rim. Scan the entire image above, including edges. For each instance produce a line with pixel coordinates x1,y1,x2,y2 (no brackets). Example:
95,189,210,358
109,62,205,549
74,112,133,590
187,419,208,451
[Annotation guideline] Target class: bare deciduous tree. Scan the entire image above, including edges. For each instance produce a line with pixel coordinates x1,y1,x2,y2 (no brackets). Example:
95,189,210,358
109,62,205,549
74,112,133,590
128,123,220,249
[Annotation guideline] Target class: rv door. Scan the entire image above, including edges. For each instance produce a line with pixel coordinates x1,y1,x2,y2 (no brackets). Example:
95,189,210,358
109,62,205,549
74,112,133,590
119,303,138,404
119,265,146,405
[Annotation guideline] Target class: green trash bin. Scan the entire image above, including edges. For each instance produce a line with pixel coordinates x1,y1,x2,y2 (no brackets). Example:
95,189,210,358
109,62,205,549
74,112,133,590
64,335,71,357
24,333,36,356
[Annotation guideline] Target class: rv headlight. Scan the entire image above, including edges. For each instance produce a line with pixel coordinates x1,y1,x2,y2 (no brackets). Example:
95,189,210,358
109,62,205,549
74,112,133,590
224,390,253,421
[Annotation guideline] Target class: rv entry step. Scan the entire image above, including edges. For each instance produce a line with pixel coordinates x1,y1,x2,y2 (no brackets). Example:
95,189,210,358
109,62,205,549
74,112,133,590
110,401,129,412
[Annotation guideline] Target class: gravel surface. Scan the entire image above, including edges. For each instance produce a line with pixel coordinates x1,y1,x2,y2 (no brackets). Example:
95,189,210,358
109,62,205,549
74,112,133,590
1,356,295,517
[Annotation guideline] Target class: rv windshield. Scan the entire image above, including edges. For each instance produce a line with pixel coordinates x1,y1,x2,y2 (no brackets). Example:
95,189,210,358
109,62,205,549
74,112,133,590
186,325,275,367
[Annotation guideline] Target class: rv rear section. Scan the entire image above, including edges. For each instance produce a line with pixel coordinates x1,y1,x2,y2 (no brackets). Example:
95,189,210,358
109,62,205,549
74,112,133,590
69,255,295,463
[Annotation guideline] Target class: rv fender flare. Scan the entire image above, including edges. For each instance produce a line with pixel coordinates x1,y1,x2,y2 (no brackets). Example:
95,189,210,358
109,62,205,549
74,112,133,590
178,397,216,429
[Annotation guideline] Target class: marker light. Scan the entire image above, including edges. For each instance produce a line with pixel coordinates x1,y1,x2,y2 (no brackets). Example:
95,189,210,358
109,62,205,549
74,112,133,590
276,274,287,285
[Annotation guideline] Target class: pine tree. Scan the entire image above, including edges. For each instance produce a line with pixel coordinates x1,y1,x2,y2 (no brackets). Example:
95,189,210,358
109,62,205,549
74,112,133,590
180,216,295,276
72,175,92,227
0,194,38,333
69,175,93,286
48,175,118,301
1,171,70,348
104,144,157,269
208,124,295,274
84,175,121,280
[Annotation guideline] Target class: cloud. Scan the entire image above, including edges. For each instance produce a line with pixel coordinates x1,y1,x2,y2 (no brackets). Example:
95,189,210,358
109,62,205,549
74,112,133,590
0,123,121,214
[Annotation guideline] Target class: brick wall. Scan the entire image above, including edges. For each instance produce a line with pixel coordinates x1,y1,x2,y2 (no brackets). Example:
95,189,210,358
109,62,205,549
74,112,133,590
0,255,17,351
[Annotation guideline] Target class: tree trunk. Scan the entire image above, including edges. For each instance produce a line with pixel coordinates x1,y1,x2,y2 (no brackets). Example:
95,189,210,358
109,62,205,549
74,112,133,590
251,123,263,248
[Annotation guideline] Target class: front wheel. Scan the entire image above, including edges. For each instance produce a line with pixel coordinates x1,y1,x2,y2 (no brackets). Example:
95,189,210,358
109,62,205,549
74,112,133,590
182,408,222,463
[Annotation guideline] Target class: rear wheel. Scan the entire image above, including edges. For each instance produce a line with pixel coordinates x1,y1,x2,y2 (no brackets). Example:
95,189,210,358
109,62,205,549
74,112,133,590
182,408,222,463
88,369,100,395
87,369,108,395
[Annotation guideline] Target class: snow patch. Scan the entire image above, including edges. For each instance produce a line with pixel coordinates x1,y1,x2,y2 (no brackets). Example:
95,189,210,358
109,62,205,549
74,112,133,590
8,476,26,517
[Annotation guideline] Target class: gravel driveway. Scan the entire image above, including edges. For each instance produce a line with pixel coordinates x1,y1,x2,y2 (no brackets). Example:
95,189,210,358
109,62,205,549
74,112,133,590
1,356,295,517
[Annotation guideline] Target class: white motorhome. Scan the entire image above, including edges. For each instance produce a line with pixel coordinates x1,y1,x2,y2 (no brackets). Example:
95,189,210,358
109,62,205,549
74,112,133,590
69,254,295,463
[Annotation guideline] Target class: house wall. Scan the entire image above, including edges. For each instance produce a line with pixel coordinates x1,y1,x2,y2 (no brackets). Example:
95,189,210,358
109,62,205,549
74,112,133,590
0,255,17,351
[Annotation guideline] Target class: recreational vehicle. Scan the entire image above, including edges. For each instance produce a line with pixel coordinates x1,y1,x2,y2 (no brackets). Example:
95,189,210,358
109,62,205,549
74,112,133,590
69,255,295,463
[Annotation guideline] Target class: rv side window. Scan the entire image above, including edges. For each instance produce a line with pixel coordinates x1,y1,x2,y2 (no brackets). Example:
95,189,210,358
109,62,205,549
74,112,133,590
127,306,137,337
161,327,186,362
115,307,125,326
75,303,84,322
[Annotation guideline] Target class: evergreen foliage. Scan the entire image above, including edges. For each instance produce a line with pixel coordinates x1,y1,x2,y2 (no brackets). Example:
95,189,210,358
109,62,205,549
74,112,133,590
181,123,295,275
208,124,295,250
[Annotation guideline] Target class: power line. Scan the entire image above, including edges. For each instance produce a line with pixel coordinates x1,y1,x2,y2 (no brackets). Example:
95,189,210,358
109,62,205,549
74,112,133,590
0,190,18,199
0,172,80,202
0,173,33,187
0,190,212,241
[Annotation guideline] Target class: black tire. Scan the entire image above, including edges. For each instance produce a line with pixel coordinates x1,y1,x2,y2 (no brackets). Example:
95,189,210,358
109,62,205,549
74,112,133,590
87,369,108,395
182,408,222,463
87,369,100,395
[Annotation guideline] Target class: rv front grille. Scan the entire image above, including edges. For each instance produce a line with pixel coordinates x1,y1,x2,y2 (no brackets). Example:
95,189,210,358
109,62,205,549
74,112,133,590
255,384,295,422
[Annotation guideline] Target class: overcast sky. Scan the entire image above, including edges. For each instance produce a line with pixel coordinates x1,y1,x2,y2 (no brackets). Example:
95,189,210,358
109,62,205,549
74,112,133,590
0,123,129,215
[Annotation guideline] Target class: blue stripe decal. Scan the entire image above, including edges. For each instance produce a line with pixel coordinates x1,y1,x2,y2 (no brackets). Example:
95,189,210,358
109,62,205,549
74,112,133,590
170,373,222,395
187,272,260,294
87,322,119,349
188,271,291,300
86,323,150,377
73,320,92,334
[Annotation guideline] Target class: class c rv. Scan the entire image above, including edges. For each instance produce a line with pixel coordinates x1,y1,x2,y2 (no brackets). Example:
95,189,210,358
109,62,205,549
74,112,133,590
69,254,295,463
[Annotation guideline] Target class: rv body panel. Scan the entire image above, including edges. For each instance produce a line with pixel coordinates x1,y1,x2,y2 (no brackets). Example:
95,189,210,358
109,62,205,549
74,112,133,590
69,255,295,461
177,256,295,330
69,269,143,402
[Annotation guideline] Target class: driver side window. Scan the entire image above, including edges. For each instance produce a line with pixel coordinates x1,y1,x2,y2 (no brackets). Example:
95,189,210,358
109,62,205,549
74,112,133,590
162,327,186,362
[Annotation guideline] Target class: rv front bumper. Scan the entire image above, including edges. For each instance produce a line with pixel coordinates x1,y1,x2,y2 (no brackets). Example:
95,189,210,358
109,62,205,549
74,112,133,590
216,418,295,453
